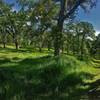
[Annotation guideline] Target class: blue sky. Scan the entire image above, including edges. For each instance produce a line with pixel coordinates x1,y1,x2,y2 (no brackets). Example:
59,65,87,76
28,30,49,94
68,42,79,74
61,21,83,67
77,1,100,35
4,0,19,11
4,0,100,35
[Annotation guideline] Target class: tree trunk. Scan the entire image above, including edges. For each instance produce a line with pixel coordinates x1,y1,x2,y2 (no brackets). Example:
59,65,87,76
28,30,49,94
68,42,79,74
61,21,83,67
80,34,85,59
15,39,19,50
15,42,18,50
13,33,19,50
39,46,42,52
54,0,66,56
61,43,64,54
66,44,69,54
77,33,80,53
47,41,51,51
2,33,6,48
54,21,64,56
3,42,6,48
38,41,42,52
72,36,75,55
38,41,43,52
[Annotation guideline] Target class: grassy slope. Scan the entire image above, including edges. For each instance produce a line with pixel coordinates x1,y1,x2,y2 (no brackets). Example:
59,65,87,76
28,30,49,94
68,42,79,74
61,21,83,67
0,47,100,100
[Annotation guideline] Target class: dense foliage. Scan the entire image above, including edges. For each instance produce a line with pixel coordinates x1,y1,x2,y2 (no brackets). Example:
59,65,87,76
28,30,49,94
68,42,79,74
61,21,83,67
0,0,99,59
0,0,100,99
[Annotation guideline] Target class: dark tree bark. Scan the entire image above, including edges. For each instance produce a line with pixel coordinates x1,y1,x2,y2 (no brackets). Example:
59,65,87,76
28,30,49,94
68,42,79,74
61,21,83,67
15,40,19,50
2,33,6,48
3,42,6,48
47,41,51,51
54,0,65,56
54,20,64,56
14,35,19,50
54,0,83,56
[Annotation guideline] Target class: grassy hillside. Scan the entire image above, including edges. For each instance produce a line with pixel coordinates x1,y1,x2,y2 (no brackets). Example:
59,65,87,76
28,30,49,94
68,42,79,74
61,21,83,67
0,47,100,100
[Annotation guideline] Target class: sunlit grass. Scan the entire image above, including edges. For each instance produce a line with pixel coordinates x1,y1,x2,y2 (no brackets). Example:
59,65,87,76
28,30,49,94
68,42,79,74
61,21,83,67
0,47,100,99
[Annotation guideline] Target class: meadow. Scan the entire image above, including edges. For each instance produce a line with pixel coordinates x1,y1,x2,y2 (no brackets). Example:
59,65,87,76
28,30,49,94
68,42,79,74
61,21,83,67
0,46,100,100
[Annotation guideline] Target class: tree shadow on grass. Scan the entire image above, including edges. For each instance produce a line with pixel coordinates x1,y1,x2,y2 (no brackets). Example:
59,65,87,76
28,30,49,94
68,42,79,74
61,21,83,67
0,58,11,65
0,47,34,53
0,56,96,100
0,47,52,54
19,55,52,65
84,79,100,100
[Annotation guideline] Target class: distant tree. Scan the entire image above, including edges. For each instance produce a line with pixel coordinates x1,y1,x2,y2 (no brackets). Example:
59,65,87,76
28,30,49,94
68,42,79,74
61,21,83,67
0,0,11,48
53,0,97,56
6,11,26,49
77,22,95,59
17,0,97,56
62,21,96,59
91,33,100,59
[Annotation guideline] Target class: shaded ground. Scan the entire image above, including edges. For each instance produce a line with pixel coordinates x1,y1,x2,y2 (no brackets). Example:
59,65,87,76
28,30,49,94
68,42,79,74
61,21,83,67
0,47,100,100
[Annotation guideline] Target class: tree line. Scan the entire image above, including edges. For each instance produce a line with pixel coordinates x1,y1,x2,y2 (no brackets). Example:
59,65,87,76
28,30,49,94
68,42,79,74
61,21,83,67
0,0,99,59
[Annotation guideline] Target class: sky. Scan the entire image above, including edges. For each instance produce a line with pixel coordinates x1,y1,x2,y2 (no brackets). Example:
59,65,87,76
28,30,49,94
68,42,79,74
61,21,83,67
77,1,100,35
4,0,100,35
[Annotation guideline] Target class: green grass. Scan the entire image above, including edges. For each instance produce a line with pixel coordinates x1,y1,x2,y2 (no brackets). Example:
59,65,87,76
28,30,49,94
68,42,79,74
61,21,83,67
0,47,100,100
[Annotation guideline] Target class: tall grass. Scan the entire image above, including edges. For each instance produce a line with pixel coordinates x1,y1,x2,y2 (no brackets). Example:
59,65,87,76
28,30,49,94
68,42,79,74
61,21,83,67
0,48,100,100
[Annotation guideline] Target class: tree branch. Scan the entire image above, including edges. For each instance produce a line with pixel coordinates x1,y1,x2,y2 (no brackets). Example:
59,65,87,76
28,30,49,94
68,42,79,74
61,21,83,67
63,0,84,20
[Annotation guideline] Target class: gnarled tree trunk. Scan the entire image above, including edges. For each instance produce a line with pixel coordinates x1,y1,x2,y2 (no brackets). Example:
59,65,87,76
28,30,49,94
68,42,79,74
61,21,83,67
54,0,65,56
